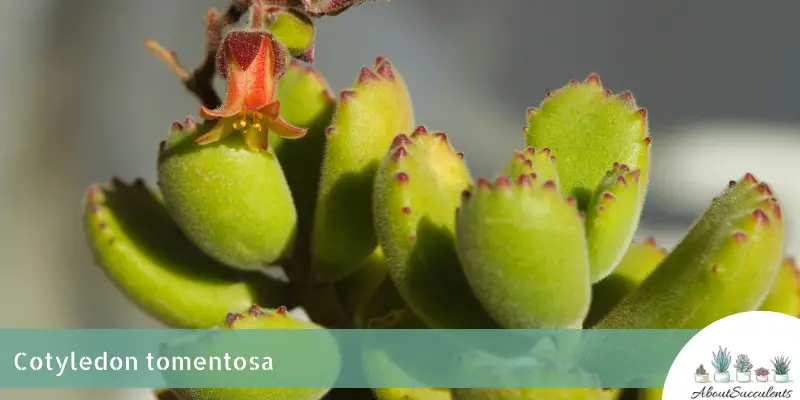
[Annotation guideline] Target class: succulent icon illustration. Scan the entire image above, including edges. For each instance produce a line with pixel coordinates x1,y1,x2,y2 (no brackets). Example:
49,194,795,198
755,367,770,382
735,354,753,382
772,356,791,383
711,347,732,383
82,0,799,399
695,364,710,383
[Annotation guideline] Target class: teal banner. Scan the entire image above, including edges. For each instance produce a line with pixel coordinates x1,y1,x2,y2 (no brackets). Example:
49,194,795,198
0,329,698,388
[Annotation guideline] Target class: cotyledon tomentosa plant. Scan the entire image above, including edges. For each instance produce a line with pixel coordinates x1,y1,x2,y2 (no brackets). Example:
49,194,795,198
82,1,798,399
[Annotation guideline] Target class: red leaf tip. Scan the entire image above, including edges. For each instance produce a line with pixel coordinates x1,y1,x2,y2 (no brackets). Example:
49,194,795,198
584,72,603,87
392,147,408,161
411,126,429,137
391,134,412,148
756,182,773,196
376,60,395,80
225,312,244,327
752,209,770,225
340,89,357,101
494,176,511,187
248,304,266,316
517,174,533,187
357,67,380,84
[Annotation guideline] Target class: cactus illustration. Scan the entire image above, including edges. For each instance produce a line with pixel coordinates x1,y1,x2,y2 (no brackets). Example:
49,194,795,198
83,1,798,399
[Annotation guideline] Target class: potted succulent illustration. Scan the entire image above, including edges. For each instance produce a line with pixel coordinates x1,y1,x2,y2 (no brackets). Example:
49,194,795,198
695,364,710,383
772,356,791,383
755,367,770,382
735,354,753,382
712,346,732,383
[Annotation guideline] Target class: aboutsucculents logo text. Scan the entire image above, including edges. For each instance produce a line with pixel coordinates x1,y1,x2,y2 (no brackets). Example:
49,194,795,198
690,346,793,398
664,312,800,399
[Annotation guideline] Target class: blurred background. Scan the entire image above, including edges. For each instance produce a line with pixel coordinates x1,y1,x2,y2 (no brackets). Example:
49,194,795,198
1,0,798,398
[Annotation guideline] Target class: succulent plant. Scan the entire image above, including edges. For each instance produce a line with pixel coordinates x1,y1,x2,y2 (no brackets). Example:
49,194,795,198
696,365,707,376
755,367,770,377
735,354,752,373
711,347,732,373
84,0,798,399
772,356,791,375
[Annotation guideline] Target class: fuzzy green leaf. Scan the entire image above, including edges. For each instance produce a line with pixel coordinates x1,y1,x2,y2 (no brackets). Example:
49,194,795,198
170,306,333,400
585,164,645,282
584,238,668,327
311,57,414,281
524,74,650,209
759,257,800,316
82,179,292,328
456,173,591,329
265,8,316,60
269,61,336,257
373,128,498,328
502,147,560,185
595,174,785,329
157,125,297,271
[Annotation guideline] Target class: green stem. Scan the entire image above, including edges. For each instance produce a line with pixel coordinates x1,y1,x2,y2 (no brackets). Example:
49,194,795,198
280,256,354,328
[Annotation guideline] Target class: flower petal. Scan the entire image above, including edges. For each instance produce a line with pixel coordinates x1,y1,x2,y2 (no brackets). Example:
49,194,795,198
268,116,308,139
195,120,235,145
243,125,270,151
199,63,247,119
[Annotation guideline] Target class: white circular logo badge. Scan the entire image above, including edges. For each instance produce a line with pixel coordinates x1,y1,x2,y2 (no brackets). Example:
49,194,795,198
663,311,800,399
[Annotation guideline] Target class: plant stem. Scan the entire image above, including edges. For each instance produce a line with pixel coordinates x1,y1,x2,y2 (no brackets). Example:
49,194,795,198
280,256,354,328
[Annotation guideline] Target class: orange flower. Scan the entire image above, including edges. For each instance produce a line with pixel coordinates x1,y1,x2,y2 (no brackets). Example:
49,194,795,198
196,30,307,151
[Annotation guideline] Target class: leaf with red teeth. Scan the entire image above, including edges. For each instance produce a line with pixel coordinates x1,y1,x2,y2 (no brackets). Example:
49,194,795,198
268,61,336,257
525,73,650,213
311,57,414,281
82,179,293,328
455,165,591,329
373,129,498,329
158,123,297,271
169,305,336,400
595,174,784,329
585,164,643,282
584,239,668,327
502,146,560,187
263,7,316,60
759,257,800,316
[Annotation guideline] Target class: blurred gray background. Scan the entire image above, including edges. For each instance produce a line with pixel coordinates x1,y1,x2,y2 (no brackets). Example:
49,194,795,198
1,0,798,398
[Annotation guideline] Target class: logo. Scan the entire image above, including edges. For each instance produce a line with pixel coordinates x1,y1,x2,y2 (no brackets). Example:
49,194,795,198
663,312,800,399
